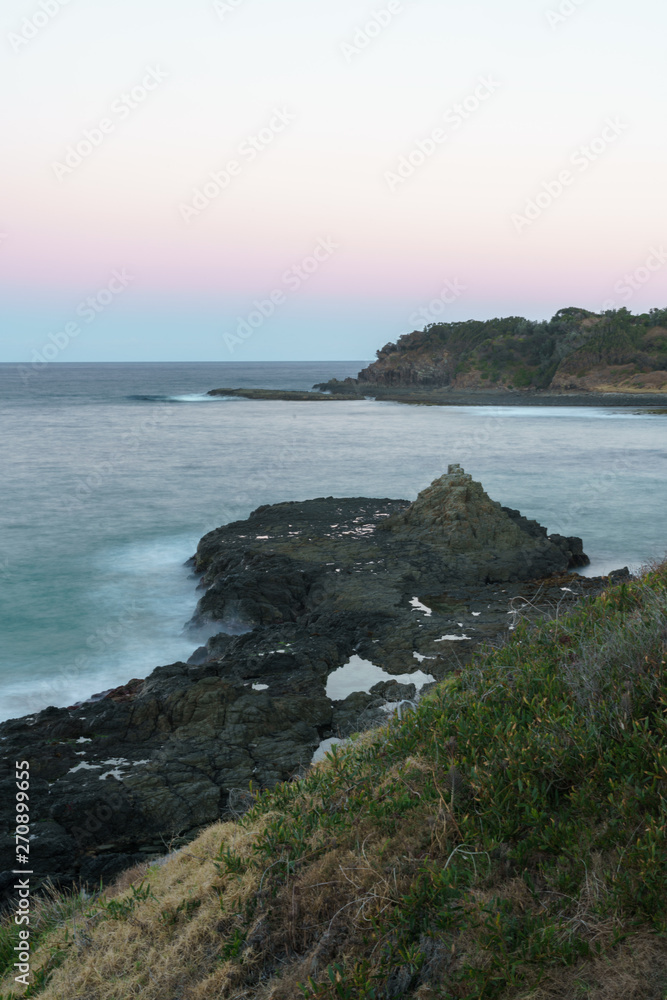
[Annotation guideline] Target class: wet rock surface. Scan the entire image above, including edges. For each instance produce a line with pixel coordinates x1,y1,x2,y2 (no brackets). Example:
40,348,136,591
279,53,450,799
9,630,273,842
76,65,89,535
207,387,358,401
0,468,625,901
312,379,667,407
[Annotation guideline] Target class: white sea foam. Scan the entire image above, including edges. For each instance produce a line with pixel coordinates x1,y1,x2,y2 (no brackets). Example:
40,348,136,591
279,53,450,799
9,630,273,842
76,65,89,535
410,597,432,616
413,652,435,663
68,762,101,774
168,394,220,402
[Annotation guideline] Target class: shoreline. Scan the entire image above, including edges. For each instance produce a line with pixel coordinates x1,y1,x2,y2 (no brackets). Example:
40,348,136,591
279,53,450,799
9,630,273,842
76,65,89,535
0,469,625,899
207,386,667,408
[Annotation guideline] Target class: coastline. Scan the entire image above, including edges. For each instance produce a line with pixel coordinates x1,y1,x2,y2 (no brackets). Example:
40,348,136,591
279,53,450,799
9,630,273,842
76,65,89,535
208,385,667,407
0,467,623,899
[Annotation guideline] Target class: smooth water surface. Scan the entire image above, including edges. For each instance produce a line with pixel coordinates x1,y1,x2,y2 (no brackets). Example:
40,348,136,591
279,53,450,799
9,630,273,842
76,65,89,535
1,363,665,721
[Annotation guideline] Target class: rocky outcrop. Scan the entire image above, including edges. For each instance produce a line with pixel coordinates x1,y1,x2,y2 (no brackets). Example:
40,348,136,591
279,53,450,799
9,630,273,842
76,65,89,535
0,470,612,902
379,465,588,582
357,334,452,388
0,629,347,901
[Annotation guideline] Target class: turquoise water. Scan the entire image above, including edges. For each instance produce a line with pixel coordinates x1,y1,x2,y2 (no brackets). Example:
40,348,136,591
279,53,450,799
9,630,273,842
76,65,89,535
1,362,665,722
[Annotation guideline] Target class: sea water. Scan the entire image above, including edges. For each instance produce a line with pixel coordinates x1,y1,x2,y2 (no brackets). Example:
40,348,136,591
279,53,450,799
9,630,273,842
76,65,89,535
1,362,665,722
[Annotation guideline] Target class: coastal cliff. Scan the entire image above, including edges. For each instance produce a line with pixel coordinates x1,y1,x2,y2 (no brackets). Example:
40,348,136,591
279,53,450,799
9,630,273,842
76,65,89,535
316,306,667,396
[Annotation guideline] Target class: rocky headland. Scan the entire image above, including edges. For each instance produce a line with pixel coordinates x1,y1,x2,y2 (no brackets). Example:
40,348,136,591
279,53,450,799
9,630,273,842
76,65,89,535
316,306,667,400
207,308,667,407
0,467,627,902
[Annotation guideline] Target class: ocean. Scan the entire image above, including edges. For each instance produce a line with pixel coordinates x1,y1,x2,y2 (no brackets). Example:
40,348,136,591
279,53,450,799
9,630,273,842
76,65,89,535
1,362,665,723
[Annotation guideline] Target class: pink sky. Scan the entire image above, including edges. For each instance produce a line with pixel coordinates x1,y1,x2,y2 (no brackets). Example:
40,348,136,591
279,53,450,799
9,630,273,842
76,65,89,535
2,0,667,359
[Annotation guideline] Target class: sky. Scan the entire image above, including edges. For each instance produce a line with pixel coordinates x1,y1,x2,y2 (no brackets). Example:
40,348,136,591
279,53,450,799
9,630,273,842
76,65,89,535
2,0,667,361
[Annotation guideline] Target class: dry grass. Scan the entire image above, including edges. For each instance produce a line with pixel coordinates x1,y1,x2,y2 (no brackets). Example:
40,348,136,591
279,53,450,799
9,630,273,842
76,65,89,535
515,935,667,1000
1,823,264,1000
8,816,665,1000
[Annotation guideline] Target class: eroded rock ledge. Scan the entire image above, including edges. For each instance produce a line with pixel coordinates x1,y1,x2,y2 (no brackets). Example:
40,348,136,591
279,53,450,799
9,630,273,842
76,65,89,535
0,469,624,900
207,385,667,407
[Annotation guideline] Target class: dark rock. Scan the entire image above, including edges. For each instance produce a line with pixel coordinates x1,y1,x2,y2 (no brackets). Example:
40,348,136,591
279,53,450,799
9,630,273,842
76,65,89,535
187,645,210,665
79,854,146,887
378,465,590,581
370,681,417,702
548,533,590,569
207,387,358,401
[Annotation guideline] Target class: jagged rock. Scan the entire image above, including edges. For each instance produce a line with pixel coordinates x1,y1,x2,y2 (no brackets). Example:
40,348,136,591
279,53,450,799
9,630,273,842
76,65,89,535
379,465,589,582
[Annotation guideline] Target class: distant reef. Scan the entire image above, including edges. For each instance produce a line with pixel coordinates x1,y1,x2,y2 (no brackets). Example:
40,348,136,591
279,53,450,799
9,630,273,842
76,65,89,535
207,387,358,401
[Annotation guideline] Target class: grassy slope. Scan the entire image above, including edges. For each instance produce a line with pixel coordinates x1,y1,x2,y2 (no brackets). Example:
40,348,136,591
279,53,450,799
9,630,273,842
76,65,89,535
2,564,667,1000
361,307,667,391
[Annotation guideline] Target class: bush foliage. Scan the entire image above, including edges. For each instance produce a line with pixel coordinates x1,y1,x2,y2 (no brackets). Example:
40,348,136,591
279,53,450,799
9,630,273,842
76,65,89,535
371,307,667,390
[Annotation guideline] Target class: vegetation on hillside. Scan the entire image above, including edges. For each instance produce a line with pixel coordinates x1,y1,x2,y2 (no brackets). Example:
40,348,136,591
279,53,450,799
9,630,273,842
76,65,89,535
358,307,667,391
2,562,667,999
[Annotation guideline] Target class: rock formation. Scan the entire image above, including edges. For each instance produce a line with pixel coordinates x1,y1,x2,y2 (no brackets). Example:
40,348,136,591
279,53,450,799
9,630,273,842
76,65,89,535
0,470,608,901
380,465,588,582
